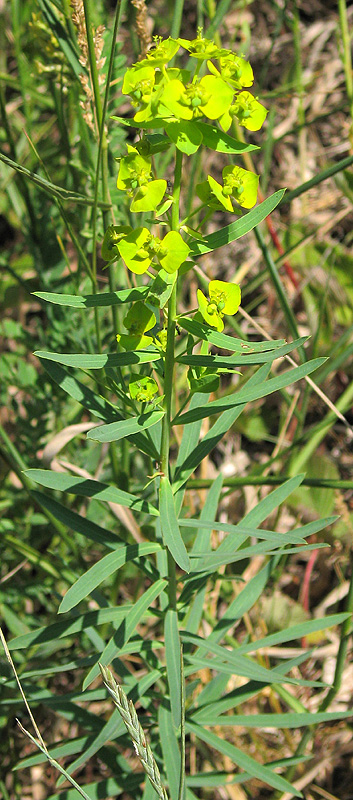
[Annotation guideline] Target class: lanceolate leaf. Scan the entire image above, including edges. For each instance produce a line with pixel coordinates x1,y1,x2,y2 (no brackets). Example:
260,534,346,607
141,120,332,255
193,121,259,154
34,350,160,369
159,706,181,800
188,190,286,257
0,152,108,207
193,711,353,727
177,337,308,367
25,470,159,517
160,477,191,572
174,358,326,424
59,544,161,614
83,579,167,689
186,723,302,796
165,609,182,729
87,411,164,443
8,607,132,651
34,287,149,308
41,361,159,459
178,317,286,352
173,365,271,492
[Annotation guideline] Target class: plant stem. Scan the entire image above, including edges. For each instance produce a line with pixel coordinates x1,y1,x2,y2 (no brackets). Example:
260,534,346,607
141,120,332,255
338,0,353,144
160,149,182,611
160,148,183,479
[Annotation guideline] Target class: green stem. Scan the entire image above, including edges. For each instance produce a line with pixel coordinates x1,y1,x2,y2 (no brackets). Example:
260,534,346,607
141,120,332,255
159,149,182,612
338,0,353,141
184,476,353,491
160,148,183,478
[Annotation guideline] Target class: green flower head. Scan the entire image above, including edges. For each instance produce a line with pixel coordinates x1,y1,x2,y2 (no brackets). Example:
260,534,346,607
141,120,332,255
161,75,233,122
116,146,167,212
129,374,158,402
222,165,259,209
118,227,152,274
117,301,157,350
220,91,268,132
122,64,155,106
101,224,132,262
139,37,180,67
178,31,228,61
208,54,254,90
117,228,190,275
197,280,241,332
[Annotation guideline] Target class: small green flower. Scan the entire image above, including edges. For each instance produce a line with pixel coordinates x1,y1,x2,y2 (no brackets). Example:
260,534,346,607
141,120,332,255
197,280,241,331
117,228,190,275
178,32,228,61
122,64,155,107
117,301,157,350
161,75,233,121
117,147,167,212
196,177,234,212
101,224,132,262
129,374,159,402
222,165,259,209
208,54,254,90
122,64,166,123
157,231,190,274
220,91,267,132
118,227,152,274
139,37,180,67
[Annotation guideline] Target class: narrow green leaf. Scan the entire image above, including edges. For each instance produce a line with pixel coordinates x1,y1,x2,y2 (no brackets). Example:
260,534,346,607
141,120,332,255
37,0,84,79
8,607,131,650
235,612,352,656
191,542,325,573
87,411,164,443
0,152,108,207
165,609,182,729
184,475,224,633
180,519,307,545
159,705,181,800
160,477,191,572
186,722,302,796
42,361,158,459
25,470,159,517
59,544,161,614
193,121,259,153
34,350,160,369
175,359,326,424
46,776,142,800
188,190,286,257
183,635,304,686
173,365,271,492
177,337,308,367
194,711,353,727
174,392,210,479
178,317,286,352
83,579,167,688
34,287,149,307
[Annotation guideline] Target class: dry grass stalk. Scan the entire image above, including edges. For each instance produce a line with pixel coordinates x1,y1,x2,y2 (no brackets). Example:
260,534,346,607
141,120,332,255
71,0,106,130
131,0,152,58
100,664,168,800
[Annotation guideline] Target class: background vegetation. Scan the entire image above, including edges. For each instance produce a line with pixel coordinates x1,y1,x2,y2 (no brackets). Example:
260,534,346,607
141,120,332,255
1,1,353,800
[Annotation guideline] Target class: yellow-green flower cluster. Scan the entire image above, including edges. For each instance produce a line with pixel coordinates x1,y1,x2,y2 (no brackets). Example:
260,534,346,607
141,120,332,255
197,280,241,332
197,165,259,212
122,32,267,134
102,225,190,276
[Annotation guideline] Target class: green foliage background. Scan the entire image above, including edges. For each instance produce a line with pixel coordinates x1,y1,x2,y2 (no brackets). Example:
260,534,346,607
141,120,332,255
1,2,353,800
